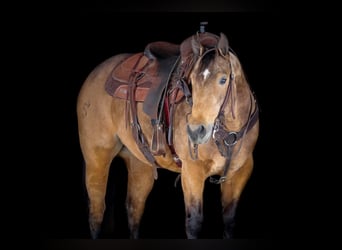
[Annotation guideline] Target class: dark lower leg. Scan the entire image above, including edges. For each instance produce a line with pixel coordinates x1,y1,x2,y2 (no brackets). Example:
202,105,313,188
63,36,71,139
86,164,111,239
222,199,238,239
186,201,203,239
87,188,107,239
89,212,103,239
125,158,154,239
126,197,140,239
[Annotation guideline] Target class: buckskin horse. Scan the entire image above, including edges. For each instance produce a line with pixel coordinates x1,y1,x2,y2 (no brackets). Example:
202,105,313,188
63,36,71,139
77,29,259,239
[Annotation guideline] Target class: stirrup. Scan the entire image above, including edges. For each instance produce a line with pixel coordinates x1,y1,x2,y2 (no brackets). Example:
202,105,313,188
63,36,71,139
151,119,166,156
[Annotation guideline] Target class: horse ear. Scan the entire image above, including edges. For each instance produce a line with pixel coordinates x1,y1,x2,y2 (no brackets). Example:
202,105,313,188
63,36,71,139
191,35,204,56
217,32,229,56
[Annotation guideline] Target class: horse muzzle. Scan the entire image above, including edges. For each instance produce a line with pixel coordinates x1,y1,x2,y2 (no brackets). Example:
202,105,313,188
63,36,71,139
187,124,213,144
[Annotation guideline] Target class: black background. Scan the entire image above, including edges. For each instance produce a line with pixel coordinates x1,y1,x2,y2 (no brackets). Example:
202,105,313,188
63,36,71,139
28,1,314,246
2,0,334,248
3,0,336,248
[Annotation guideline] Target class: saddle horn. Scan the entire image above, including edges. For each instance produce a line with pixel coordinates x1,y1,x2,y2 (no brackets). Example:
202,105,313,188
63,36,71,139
199,21,208,33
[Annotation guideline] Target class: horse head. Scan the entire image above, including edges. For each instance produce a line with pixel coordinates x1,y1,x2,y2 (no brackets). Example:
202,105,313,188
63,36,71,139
186,32,233,145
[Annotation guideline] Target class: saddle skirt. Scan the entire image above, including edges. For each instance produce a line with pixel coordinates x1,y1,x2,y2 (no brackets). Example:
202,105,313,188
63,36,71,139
105,52,184,114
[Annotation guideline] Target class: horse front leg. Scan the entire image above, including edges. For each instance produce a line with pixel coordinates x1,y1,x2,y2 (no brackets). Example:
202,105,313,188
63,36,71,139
220,156,253,238
181,162,206,239
122,150,155,239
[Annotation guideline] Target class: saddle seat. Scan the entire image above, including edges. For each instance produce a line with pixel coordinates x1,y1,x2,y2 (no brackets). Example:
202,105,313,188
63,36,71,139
144,41,180,60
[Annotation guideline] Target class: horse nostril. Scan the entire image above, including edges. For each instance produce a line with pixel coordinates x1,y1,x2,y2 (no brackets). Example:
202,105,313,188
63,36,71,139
187,124,213,144
187,124,206,139
198,125,205,135
187,125,195,137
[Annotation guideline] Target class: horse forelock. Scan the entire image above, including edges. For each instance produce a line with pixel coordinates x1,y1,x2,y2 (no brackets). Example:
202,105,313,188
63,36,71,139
192,48,229,82
197,48,216,73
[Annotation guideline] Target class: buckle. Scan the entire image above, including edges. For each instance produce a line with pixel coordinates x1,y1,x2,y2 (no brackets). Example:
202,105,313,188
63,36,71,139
224,131,238,146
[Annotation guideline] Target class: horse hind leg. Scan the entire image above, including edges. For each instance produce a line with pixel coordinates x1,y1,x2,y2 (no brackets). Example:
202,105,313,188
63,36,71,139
83,137,123,239
220,155,253,239
119,148,155,239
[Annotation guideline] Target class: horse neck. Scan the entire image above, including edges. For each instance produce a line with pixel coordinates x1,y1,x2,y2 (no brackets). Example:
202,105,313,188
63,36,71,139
222,53,254,130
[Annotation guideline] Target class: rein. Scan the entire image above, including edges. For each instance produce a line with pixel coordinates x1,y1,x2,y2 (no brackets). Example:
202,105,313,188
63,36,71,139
210,91,259,184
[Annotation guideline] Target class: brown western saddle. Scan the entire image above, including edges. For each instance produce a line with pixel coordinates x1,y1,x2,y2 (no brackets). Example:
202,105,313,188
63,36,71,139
105,32,220,171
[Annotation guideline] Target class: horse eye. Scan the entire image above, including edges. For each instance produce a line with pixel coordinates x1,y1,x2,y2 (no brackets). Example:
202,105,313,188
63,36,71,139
219,77,227,85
